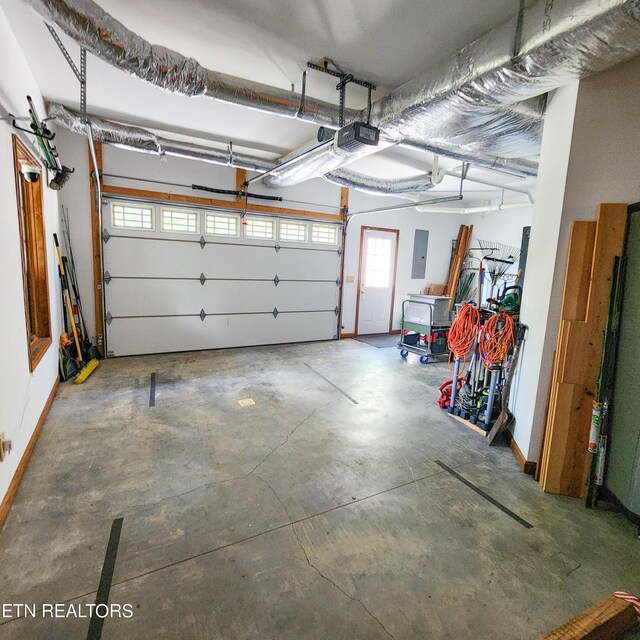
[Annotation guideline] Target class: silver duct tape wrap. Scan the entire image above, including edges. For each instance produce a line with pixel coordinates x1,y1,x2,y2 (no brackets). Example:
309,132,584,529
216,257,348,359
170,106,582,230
324,169,434,195
48,102,274,173
367,0,640,142
27,0,355,128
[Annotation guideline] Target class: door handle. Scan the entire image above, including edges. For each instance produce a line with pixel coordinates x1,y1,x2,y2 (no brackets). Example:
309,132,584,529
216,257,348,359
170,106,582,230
360,288,366,295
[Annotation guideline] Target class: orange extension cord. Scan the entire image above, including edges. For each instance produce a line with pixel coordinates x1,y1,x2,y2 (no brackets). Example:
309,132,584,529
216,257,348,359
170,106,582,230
479,312,515,370
448,303,481,367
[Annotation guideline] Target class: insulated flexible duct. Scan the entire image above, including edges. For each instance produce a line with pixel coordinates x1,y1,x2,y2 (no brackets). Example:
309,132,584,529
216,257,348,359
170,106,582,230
35,0,640,191
49,102,273,173
25,0,357,128
263,0,640,186
28,0,544,185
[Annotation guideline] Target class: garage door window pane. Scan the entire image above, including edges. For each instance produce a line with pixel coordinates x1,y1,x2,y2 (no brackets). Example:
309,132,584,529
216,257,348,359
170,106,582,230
311,224,338,245
206,213,238,237
161,208,199,234
112,203,154,230
279,221,307,242
244,217,274,239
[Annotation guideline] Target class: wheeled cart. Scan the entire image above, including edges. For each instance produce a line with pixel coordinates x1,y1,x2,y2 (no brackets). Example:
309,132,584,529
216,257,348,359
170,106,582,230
397,296,451,364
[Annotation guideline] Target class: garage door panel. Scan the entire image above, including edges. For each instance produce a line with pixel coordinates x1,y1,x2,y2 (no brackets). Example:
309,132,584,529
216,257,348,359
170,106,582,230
107,312,338,356
105,280,339,316
104,238,338,280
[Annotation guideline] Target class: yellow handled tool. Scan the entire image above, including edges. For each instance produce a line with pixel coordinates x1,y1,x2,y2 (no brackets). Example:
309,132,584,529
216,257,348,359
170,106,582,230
53,233,82,363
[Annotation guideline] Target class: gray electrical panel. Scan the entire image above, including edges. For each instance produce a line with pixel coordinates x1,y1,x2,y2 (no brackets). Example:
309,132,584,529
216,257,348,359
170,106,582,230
607,205,640,517
411,230,429,279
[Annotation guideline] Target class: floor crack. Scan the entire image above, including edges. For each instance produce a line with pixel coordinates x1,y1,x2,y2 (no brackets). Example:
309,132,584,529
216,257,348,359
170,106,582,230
130,396,341,513
255,474,395,640
249,396,340,476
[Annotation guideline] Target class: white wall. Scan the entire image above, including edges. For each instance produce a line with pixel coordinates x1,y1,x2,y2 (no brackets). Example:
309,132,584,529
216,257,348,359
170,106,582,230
465,205,533,304
508,82,580,461
342,192,464,334
513,54,640,463
0,7,61,517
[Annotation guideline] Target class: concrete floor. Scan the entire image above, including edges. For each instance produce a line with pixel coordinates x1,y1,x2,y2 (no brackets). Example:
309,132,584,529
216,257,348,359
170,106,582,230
0,339,638,639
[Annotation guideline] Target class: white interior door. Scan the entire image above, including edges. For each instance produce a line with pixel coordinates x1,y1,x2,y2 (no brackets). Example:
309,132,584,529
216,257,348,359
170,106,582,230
357,228,397,335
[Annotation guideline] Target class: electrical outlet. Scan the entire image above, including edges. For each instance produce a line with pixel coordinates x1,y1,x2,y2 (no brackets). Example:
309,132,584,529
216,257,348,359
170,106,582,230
0,432,12,462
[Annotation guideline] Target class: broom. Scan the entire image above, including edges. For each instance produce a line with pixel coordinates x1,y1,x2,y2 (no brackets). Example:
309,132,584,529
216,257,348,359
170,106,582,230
53,234,99,384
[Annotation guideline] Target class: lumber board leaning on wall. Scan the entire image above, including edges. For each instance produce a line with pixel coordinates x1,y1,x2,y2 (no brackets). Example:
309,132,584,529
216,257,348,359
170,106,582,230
539,203,627,497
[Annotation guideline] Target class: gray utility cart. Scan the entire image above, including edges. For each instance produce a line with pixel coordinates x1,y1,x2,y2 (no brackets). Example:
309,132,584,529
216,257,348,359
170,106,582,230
398,295,452,364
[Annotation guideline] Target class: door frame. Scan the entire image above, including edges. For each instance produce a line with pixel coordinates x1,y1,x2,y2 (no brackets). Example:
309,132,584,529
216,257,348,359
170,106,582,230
354,225,400,336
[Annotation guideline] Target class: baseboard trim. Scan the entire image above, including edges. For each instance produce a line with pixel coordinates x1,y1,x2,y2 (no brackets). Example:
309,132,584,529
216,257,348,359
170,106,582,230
0,376,59,530
341,333,356,339
509,434,537,476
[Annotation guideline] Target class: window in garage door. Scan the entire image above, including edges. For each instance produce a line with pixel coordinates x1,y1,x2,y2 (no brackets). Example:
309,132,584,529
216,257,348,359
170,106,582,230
205,212,239,237
111,202,154,230
244,217,274,239
161,207,199,234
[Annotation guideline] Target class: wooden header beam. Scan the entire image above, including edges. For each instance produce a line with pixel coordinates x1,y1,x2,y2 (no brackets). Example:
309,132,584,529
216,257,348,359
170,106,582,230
101,183,342,223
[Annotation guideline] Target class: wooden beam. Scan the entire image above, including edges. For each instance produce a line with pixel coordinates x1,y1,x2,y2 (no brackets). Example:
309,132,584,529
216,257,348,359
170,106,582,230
235,168,247,201
540,594,638,640
88,141,104,357
101,184,342,222
340,186,349,214
337,187,349,338
0,377,59,531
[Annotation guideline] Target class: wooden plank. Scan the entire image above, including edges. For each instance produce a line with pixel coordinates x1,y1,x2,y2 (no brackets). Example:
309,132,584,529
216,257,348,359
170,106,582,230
560,222,598,323
0,378,59,531
101,184,342,222
536,350,557,481
447,224,472,310
88,141,104,357
539,220,599,488
445,225,465,295
337,187,348,338
540,594,637,640
540,205,627,497
448,412,489,437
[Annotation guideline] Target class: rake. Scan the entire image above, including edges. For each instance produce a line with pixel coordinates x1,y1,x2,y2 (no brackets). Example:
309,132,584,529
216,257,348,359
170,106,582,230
477,239,521,299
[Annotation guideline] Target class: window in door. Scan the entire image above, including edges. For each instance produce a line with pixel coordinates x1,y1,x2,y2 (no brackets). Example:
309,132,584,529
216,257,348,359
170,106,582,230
364,236,392,288
13,135,52,371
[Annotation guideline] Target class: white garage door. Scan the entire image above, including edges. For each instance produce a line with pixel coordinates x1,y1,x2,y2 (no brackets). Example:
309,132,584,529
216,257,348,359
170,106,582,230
102,199,342,357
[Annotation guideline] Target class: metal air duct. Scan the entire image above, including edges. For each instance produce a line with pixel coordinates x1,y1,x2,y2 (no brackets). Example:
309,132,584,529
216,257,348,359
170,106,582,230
48,102,273,173
26,0,357,129
324,169,434,195
262,0,640,186
26,0,545,183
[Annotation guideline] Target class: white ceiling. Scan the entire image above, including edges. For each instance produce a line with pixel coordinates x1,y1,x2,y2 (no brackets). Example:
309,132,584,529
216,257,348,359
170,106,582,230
0,0,537,202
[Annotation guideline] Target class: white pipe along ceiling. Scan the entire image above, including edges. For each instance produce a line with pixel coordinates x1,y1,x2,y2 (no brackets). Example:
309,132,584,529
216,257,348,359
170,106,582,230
29,0,640,195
